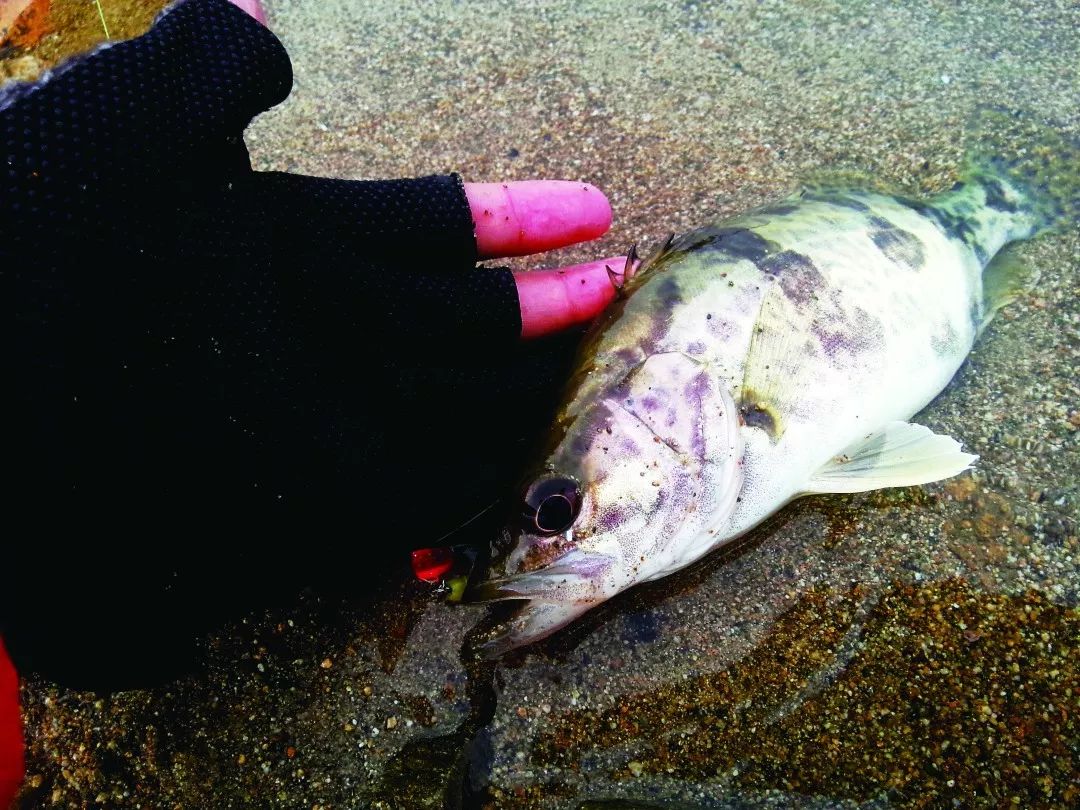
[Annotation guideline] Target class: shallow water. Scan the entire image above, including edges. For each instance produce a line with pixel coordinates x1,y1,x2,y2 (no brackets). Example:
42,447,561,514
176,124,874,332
12,0,1079,807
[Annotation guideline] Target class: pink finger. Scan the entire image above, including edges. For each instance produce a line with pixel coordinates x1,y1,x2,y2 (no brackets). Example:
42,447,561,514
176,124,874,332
227,0,268,25
466,181,612,259
515,256,631,340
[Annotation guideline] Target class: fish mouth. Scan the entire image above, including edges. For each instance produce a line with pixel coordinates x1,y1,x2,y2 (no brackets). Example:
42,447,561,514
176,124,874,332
466,548,613,603
465,549,615,656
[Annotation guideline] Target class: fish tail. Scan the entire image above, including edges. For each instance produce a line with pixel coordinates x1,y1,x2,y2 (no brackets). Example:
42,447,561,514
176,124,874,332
962,106,1080,237
955,108,1078,330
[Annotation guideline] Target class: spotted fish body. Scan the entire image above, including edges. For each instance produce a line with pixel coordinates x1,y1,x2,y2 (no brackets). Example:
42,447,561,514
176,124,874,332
608,182,1028,546
475,113,1079,652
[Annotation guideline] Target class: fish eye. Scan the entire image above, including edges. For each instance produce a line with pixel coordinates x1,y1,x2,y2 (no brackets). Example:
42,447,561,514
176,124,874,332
523,475,581,535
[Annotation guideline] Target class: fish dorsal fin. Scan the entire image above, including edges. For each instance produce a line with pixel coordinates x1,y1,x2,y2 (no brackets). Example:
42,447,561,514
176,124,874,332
620,232,677,293
979,244,1039,333
802,421,977,495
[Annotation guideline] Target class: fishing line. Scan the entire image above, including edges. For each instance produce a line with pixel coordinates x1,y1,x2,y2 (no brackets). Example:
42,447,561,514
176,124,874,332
92,0,109,38
428,498,501,546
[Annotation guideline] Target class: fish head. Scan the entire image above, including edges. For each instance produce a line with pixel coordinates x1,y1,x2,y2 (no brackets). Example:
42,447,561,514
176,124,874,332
471,351,744,655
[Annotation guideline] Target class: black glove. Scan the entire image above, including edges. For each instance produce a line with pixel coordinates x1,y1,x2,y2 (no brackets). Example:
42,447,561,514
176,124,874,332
0,0,591,686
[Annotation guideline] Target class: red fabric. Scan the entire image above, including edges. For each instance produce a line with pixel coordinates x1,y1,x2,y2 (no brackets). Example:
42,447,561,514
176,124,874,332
0,637,23,809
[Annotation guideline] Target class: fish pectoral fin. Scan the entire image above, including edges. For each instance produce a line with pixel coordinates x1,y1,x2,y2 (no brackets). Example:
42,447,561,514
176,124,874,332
801,421,978,495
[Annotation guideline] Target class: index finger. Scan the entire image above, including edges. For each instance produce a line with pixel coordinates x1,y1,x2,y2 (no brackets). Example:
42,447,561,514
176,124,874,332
465,181,612,259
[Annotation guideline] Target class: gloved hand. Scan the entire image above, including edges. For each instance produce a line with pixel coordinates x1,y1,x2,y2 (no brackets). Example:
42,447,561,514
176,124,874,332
0,0,627,687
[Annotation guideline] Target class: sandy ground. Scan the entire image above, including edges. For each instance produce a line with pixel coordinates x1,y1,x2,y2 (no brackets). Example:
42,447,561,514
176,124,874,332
5,0,1078,807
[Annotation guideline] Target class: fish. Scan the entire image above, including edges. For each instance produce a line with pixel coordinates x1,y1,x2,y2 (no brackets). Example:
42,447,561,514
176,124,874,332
470,109,1079,654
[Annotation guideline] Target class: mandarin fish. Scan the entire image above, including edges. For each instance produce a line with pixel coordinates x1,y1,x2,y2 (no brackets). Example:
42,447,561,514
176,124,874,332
470,109,1078,654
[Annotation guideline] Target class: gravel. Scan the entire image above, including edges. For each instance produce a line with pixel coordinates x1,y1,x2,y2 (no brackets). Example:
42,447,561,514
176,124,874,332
8,0,1078,807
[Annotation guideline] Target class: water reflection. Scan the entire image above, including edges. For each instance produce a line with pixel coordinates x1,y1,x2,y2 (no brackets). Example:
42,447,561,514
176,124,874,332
486,579,1076,807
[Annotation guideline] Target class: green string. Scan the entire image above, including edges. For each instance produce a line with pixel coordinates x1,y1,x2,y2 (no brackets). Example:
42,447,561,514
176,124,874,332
92,0,110,38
